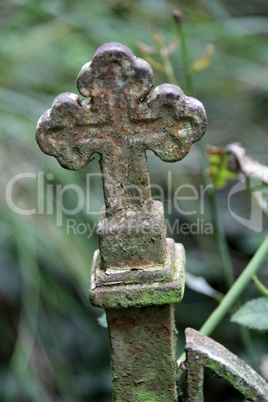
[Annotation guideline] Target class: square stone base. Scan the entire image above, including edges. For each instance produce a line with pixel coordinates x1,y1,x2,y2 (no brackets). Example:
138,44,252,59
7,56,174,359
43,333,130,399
97,200,166,270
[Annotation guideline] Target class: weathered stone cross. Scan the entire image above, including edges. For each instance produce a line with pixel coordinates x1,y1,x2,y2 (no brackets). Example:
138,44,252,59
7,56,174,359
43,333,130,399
36,42,207,401
37,42,206,217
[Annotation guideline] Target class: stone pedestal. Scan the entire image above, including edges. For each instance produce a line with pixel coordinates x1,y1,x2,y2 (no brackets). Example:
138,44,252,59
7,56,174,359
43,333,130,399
89,201,185,401
90,238,185,309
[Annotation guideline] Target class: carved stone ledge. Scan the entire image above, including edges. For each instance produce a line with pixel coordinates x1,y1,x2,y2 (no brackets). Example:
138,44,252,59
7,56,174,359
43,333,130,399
90,240,185,309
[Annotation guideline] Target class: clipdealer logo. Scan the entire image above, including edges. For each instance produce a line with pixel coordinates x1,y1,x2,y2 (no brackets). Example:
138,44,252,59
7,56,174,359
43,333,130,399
228,170,265,233
5,170,266,234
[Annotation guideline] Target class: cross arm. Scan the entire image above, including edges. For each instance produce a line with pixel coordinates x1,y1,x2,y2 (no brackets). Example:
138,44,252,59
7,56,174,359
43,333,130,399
36,92,109,170
139,84,207,162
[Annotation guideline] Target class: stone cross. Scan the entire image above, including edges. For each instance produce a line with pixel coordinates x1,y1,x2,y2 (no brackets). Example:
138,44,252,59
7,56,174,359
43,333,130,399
36,42,207,401
36,42,206,217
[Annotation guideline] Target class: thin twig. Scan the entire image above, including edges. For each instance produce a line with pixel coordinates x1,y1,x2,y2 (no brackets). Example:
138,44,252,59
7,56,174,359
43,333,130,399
252,274,268,297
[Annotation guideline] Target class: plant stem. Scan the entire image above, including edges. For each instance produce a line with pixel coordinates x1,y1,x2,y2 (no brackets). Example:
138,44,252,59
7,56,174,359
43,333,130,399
239,325,257,371
174,13,265,370
159,48,178,85
208,185,235,288
174,15,234,289
252,274,268,297
174,20,193,96
177,235,268,366
200,235,268,335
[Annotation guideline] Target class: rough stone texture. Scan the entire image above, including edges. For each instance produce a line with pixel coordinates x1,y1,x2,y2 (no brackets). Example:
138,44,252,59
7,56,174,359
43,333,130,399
185,328,268,402
36,42,206,219
106,304,177,402
90,241,185,309
94,239,184,287
36,42,206,273
36,42,207,401
97,200,166,269
36,42,206,270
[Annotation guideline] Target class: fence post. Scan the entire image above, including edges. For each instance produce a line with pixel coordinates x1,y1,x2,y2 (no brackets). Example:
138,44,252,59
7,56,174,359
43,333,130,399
36,42,207,401
184,327,268,401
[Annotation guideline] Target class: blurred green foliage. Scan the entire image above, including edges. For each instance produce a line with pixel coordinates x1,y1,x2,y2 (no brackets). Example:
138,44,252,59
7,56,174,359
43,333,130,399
1,0,268,400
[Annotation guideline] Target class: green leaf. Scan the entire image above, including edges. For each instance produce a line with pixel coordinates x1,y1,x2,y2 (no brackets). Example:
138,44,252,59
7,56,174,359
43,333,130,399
231,297,268,331
208,153,237,189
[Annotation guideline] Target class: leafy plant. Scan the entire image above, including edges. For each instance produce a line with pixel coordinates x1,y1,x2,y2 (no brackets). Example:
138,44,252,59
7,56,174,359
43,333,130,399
231,298,268,331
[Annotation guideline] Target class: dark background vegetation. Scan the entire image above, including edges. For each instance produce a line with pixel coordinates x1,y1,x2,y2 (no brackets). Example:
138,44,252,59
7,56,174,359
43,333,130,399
1,0,268,401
